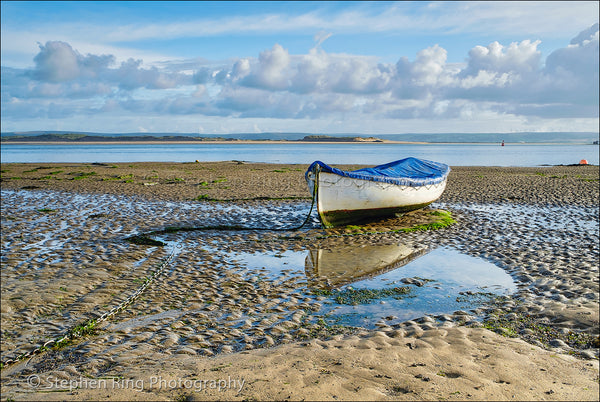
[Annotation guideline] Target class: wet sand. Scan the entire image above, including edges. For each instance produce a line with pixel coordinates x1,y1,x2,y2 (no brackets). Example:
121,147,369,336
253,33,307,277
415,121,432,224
1,161,598,205
1,162,598,401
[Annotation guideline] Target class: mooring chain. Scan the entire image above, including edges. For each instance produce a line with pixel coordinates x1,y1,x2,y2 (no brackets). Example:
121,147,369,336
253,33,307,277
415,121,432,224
1,248,176,369
97,247,176,322
2,188,317,369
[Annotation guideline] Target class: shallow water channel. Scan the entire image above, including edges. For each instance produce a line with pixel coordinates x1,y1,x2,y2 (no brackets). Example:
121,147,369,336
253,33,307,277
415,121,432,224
201,242,516,329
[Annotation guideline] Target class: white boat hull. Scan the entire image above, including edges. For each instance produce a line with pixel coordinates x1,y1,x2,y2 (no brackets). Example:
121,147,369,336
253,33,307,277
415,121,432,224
307,171,447,227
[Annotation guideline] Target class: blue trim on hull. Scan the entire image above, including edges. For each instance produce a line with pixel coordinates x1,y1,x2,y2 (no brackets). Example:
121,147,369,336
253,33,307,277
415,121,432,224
306,157,450,187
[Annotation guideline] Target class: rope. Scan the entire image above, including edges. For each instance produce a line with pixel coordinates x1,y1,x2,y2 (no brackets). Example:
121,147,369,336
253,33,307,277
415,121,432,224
132,176,319,242
1,184,319,369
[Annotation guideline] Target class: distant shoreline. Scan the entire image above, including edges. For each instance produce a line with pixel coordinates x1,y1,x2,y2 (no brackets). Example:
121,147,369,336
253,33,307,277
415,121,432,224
2,132,597,146
2,140,432,145
1,140,595,145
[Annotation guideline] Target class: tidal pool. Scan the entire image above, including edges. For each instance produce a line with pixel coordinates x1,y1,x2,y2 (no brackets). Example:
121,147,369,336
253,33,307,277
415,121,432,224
212,244,516,329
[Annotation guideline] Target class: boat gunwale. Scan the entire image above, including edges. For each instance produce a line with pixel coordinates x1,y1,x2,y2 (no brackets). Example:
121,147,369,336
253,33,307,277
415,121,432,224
305,158,450,188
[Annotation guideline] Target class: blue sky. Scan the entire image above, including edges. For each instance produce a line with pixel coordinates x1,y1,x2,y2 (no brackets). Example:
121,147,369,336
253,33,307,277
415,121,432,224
1,1,598,135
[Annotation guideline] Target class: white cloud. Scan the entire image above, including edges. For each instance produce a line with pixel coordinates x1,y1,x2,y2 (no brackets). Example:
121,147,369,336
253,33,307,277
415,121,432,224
544,23,599,81
37,2,599,40
462,40,542,77
220,24,598,120
3,1,597,71
0,30,172,69
430,1,598,37
396,44,451,89
32,41,84,82
313,31,332,49
458,70,513,89
24,41,194,96
1,24,598,133
242,44,291,90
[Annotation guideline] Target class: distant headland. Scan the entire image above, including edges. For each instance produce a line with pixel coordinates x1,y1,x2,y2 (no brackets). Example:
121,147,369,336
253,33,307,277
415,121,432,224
1,131,598,144
0,133,386,143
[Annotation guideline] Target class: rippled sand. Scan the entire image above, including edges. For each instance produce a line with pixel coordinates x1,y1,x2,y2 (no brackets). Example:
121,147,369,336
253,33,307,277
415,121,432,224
1,163,598,401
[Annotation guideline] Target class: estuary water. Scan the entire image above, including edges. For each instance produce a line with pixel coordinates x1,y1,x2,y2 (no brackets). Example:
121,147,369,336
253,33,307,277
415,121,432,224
1,142,598,166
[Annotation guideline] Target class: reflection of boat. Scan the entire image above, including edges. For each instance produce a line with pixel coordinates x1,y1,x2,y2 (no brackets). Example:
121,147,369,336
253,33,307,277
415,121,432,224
305,243,430,287
305,158,450,228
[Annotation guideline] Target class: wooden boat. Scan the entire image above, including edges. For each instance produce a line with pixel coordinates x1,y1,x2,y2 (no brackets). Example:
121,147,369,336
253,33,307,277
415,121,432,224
305,243,429,287
305,157,450,227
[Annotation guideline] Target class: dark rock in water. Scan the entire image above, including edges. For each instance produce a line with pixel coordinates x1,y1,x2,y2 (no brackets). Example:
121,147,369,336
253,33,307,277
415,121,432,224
401,277,425,287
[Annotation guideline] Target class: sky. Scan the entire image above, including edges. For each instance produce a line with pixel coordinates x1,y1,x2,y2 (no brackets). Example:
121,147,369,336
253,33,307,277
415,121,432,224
1,1,598,135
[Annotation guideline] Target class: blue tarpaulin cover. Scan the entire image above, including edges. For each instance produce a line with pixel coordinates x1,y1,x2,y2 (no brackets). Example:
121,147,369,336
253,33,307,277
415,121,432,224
306,157,450,187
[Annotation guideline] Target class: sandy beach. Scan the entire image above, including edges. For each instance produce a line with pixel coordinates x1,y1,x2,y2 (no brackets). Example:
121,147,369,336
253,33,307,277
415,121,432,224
1,162,598,401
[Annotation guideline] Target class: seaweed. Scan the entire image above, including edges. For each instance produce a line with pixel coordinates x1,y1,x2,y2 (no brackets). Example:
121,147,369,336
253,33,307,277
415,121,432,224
314,286,412,305
124,234,165,247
